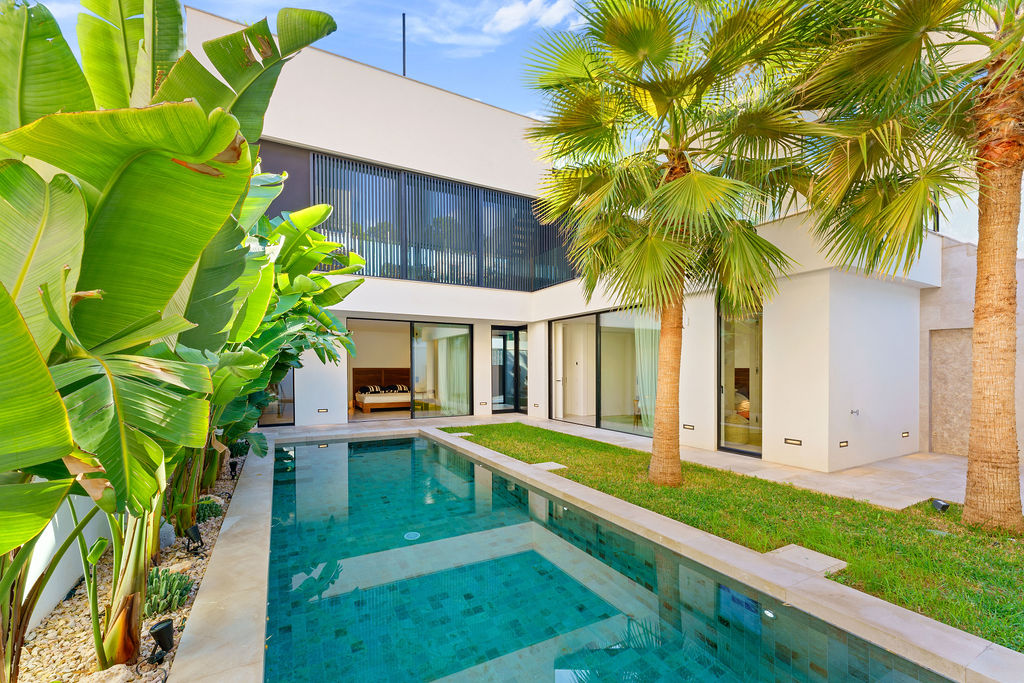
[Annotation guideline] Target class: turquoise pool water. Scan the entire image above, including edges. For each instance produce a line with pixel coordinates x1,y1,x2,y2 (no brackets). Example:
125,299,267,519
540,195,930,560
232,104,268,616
265,437,951,682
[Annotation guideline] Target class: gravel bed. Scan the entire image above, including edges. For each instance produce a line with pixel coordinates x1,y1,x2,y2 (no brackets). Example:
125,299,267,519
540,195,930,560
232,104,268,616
18,456,246,682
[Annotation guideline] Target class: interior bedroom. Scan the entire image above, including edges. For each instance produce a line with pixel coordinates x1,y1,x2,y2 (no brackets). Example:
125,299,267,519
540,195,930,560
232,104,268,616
348,318,413,422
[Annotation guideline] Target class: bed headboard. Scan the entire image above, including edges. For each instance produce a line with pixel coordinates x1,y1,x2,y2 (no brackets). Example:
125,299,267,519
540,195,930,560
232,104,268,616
352,367,411,396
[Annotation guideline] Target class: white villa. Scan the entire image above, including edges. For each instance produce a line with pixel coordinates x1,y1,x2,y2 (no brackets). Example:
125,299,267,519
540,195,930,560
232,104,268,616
189,9,1010,475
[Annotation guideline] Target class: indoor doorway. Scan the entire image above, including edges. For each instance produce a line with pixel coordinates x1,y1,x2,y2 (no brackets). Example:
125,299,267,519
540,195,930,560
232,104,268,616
491,327,527,413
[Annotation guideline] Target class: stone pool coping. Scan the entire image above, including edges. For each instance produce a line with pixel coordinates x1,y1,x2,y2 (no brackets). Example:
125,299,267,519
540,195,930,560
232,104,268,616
171,426,1022,682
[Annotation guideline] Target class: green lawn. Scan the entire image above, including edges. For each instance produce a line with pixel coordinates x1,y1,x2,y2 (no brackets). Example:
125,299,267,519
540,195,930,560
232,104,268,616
440,422,1024,653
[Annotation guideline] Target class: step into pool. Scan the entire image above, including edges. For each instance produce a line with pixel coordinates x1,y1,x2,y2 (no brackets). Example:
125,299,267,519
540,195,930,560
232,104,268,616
265,437,951,682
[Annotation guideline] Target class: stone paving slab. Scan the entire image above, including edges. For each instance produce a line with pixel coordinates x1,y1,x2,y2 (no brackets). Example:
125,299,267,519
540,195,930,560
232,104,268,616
768,544,848,575
533,461,567,471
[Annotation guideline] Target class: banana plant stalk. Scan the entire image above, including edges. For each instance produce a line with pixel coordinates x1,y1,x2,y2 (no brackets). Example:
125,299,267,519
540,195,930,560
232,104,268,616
67,502,108,671
98,512,150,666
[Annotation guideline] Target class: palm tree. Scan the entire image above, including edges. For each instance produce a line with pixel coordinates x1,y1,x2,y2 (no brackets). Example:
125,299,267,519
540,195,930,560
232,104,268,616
793,0,1024,531
527,0,825,485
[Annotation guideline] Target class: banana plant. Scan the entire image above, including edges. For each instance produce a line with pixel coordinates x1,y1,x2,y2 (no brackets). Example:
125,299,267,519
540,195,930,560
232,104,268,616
153,8,337,141
0,1,339,675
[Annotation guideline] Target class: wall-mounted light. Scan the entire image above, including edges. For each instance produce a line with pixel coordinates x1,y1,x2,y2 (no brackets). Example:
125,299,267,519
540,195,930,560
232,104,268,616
682,424,695,431
838,441,849,448
318,443,328,448
784,438,802,446
479,401,488,405
901,432,910,438
317,408,328,413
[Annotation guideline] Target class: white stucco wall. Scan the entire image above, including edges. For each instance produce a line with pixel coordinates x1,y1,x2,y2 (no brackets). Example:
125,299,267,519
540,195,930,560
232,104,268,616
185,8,547,197
762,271,833,468
827,272,921,469
26,496,107,630
678,295,718,452
294,348,348,426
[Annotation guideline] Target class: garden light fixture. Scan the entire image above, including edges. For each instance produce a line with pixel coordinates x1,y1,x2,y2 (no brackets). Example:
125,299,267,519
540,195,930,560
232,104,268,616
932,499,950,513
184,524,204,552
146,618,175,664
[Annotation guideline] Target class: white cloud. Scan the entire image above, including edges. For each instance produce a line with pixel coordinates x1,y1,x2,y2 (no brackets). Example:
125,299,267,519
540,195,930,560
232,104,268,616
484,0,574,34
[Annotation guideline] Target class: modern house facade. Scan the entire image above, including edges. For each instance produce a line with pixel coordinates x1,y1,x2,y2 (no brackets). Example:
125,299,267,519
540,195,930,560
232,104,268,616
188,9,987,475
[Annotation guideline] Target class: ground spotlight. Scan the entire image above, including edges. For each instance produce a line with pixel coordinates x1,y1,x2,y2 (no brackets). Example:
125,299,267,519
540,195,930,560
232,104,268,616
229,458,238,478
147,618,174,663
184,524,204,552
932,499,950,513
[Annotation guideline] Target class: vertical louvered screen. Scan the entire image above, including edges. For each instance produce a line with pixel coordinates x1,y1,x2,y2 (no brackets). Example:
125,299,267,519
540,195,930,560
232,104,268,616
312,154,401,278
403,173,477,286
311,152,573,291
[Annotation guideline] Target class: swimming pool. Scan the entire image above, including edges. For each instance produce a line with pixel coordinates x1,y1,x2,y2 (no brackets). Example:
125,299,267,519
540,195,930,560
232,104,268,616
265,436,951,682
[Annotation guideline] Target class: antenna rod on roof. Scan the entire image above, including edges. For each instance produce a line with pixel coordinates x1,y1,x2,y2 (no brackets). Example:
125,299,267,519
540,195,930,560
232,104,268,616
402,13,407,77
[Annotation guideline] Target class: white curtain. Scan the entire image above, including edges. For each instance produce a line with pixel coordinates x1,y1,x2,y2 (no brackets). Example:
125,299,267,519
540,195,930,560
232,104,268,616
442,333,470,415
634,312,660,433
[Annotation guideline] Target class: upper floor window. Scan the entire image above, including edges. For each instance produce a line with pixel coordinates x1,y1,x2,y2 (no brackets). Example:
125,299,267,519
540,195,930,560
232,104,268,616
312,153,573,292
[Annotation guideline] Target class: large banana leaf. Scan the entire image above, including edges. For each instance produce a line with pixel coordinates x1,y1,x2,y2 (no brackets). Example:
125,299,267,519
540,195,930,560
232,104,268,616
178,172,285,352
0,102,253,349
78,0,183,109
228,262,274,344
0,1,94,137
0,283,75,472
0,479,74,555
0,283,78,552
152,9,337,141
0,161,87,356
53,355,210,514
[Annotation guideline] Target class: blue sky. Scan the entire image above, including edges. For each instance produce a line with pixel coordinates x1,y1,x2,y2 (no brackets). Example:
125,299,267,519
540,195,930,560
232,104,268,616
49,0,582,119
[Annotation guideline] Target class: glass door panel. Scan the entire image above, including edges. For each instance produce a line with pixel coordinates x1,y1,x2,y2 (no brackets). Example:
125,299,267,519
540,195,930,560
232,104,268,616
599,310,659,436
492,327,527,413
413,323,472,417
516,329,528,411
491,329,516,412
260,368,295,426
719,315,763,456
551,316,597,426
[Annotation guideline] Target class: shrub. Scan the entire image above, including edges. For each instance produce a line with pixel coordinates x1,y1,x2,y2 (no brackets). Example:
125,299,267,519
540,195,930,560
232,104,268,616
228,439,250,459
196,498,224,524
144,569,193,617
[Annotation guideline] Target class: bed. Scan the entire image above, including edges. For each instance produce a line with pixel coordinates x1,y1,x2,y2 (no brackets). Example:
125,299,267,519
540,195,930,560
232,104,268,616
352,367,412,413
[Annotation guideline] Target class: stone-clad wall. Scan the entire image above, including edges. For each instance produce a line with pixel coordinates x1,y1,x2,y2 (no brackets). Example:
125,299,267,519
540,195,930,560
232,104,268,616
920,236,1024,455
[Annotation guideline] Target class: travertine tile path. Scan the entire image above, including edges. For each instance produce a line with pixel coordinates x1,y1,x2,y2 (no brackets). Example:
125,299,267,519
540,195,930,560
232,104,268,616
262,415,1024,510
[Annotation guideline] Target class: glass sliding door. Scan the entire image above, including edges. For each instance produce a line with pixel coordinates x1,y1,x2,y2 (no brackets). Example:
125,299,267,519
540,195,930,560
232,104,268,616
719,315,763,456
260,368,295,426
599,310,659,436
551,315,597,426
491,327,527,413
413,323,472,417
516,329,528,411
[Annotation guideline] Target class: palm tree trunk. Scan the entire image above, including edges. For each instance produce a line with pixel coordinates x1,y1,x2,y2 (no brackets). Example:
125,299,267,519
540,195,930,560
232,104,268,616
649,294,683,486
965,161,1024,531
964,60,1024,531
